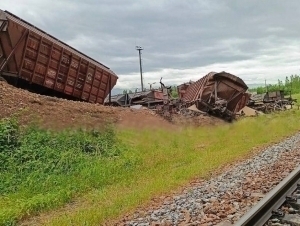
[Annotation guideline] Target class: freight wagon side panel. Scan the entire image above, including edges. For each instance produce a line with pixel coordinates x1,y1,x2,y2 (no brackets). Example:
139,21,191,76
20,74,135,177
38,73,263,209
0,9,118,104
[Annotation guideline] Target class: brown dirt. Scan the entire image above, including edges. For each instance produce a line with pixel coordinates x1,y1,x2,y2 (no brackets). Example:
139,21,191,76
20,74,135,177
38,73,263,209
0,81,223,130
172,114,225,127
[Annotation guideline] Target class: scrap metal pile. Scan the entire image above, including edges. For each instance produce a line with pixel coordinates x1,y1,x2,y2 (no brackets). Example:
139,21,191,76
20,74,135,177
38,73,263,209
106,72,298,122
176,71,249,121
106,71,250,121
246,90,296,114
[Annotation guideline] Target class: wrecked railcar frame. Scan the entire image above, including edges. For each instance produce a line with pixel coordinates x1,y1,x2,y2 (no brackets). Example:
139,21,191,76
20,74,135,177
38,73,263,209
180,71,249,120
106,72,249,121
104,88,171,108
248,90,297,113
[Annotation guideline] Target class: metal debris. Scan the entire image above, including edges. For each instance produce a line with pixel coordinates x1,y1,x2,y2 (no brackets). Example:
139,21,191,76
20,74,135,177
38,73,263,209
180,71,249,121
247,90,296,113
106,72,252,121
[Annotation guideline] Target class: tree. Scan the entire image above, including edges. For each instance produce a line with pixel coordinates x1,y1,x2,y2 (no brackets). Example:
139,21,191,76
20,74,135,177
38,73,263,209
171,85,178,98
253,74,300,95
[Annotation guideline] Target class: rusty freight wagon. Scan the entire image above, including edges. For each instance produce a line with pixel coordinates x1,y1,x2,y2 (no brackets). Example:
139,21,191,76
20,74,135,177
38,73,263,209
0,9,118,104
181,71,249,120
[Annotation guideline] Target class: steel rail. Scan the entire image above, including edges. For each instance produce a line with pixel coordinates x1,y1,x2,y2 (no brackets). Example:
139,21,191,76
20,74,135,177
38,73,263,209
235,165,300,226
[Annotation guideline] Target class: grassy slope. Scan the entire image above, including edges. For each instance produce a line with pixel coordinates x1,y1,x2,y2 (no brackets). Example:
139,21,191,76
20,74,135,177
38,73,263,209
17,110,300,226
293,93,300,101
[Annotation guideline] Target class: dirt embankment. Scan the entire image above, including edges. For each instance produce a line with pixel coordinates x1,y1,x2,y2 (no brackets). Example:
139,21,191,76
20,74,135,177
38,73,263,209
0,82,223,130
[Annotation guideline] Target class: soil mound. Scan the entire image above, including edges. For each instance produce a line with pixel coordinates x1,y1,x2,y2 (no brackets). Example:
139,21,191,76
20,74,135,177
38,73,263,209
0,82,223,130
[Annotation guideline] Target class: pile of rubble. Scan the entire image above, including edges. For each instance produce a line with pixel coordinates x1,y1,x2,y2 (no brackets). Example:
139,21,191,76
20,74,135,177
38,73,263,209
107,71,250,122
106,73,297,122
246,90,296,114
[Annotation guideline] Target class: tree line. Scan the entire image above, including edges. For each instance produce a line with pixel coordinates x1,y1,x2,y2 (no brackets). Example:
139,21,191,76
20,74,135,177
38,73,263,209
249,75,300,95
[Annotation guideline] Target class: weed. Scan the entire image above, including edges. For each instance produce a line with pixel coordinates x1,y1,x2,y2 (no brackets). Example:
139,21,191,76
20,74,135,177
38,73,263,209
0,119,126,225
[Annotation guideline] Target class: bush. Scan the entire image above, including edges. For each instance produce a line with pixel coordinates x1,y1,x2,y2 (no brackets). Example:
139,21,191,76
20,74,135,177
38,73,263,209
0,119,121,195
0,118,20,174
0,118,19,152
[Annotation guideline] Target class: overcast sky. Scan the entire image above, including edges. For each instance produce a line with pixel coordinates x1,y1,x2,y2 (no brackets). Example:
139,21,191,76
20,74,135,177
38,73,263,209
1,1,300,90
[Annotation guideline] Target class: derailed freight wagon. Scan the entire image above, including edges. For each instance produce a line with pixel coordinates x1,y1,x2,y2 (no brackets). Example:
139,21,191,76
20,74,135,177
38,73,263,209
0,9,118,104
181,71,249,120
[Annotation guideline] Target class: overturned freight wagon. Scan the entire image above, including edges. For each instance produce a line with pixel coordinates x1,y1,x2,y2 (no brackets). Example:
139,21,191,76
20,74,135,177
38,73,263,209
0,9,118,104
180,71,249,120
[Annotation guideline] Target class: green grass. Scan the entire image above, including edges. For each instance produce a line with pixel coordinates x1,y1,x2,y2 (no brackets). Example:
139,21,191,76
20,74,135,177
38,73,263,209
0,119,130,225
293,93,300,103
1,110,300,225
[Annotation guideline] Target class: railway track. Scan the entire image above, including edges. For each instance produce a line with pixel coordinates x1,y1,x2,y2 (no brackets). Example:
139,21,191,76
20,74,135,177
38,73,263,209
120,135,300,226
235,165,300,226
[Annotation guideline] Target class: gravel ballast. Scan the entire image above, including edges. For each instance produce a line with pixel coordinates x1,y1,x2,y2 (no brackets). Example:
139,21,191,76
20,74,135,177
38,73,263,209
119,134,300,226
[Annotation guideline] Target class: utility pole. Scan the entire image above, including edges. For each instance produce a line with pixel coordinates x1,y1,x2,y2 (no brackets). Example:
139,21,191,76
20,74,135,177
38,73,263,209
136,46,144,92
